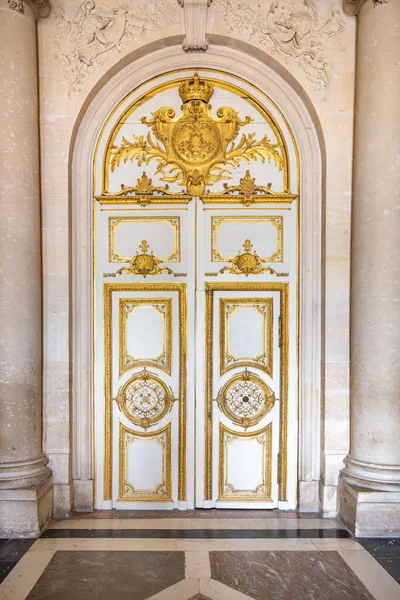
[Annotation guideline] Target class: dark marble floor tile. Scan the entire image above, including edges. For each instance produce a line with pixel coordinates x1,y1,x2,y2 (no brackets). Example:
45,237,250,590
0,562,17,584
0,540,9,550
210,550,375,600
375,558,400,584
0,539,35,561
41,528,351,539
27,551,185,600
358,538,400,559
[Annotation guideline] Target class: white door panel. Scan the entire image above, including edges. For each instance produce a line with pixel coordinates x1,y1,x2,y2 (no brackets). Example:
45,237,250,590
94,72,298,510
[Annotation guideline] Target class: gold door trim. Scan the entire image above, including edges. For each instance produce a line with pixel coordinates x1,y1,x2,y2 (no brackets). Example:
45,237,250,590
219,422,273,501
104,282,187,501
204,282,289,501
119,421,172,501
119,297,172,376
211,216,283,263
219,297,273,377
109,216,181,263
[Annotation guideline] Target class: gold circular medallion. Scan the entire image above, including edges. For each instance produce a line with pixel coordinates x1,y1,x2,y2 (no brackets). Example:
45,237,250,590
217,368,275,429
115,368,174,429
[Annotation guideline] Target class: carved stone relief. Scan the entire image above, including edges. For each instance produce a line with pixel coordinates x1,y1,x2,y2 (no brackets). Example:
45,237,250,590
213,0,346,93
7,0,51,18
53,0,179,95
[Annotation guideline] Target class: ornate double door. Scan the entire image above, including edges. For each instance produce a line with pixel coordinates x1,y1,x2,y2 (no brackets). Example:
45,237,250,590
94,71,298,510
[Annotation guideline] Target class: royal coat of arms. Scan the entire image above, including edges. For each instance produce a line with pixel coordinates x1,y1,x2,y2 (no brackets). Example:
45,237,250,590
110,73,283,196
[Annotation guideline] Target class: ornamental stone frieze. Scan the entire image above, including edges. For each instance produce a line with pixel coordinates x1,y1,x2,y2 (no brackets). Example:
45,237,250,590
212,0,347,94
7,0,50,18
178,0,213,50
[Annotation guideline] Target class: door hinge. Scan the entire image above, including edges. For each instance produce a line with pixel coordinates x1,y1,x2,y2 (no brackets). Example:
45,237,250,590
278,315,282,348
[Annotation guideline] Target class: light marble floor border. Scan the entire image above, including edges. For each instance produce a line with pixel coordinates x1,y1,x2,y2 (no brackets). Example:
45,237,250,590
48,517,345,530
0,539,399,600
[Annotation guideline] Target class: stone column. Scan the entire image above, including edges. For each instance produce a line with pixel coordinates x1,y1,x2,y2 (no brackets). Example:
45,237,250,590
0,0,53,537
339,0,400,536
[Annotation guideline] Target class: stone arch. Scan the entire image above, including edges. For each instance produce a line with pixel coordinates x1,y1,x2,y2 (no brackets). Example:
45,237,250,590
70,39,325,510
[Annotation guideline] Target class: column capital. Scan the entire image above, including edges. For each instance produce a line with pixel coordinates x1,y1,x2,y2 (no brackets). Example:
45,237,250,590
7,0,50,19
343,0,388,16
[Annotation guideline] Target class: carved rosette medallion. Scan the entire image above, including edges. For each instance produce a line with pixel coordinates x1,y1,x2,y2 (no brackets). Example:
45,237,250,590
115,368,175,429
217,368,276,429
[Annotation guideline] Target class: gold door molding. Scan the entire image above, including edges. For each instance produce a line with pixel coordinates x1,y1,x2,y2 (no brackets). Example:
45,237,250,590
219,422,272,501
104,282,187,501
211,216,283,263
109,216,181,263
119,421,172,501
205,282,289,501
219,297,273,376
119,297,172,376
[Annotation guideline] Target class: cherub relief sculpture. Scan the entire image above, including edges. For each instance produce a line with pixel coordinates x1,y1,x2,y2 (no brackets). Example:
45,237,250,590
213,0,346,93
53,0,179,95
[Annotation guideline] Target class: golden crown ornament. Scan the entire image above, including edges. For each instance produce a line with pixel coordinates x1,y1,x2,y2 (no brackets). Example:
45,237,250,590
178,72,214,104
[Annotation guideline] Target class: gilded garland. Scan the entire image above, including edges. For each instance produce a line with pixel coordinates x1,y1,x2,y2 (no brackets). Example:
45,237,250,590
110,72,283,196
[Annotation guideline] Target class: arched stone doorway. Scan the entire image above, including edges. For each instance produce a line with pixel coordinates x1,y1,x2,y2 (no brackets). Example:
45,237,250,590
70,42,324,512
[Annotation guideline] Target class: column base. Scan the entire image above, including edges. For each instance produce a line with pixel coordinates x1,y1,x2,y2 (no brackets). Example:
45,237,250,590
0,476,53,537
73,479,94,511
338,477,400,537
298,480,320,511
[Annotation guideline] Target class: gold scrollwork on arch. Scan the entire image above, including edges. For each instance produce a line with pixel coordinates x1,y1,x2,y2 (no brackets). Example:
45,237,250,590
109,73,284,196
217,368,276,429
115,367,175,429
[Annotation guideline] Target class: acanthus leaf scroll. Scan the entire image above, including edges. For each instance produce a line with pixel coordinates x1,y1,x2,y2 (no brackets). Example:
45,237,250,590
110,72,284,196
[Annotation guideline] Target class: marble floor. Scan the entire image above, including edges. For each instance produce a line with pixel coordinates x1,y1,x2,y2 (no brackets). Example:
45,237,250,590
0,512,399,600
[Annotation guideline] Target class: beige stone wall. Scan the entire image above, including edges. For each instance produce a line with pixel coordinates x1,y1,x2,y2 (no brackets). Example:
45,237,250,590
37,0,356,514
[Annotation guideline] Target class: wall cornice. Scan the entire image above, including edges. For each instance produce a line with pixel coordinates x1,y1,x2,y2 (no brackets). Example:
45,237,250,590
7,0,50,18
343,0,388,16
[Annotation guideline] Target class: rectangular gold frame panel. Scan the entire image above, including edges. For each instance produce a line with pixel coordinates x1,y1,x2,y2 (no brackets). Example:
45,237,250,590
218,422,272,501
109,216,181,263
119,421,172,501
205,282,288,501
211,216,283,263
219,297,273,377
104,282,187,501
119,297,172,376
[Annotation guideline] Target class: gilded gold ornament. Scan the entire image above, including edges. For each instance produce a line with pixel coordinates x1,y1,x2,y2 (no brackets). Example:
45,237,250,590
110,73,284,195
115,367,175,429
206,240,289,278
216,368,276,429
104,240,186,278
